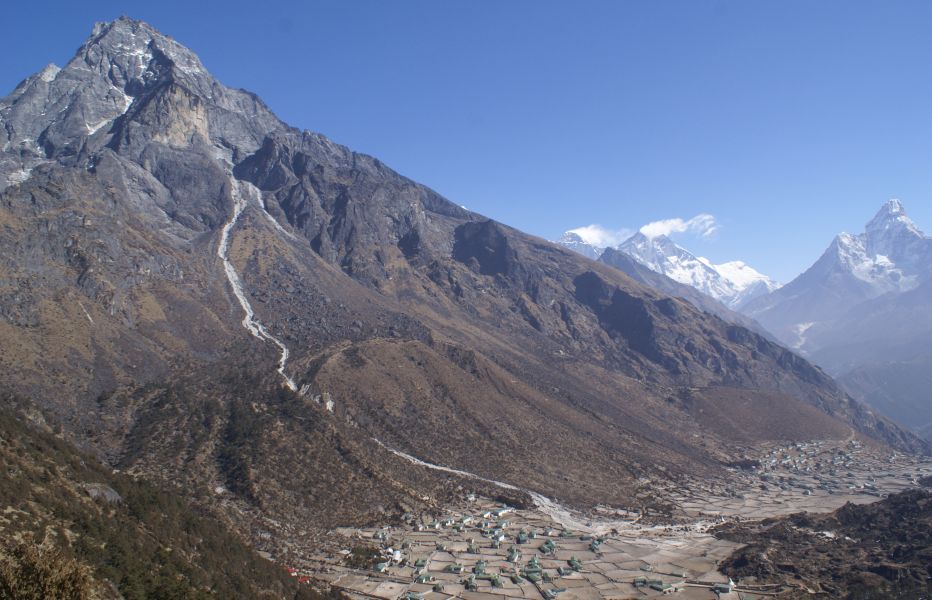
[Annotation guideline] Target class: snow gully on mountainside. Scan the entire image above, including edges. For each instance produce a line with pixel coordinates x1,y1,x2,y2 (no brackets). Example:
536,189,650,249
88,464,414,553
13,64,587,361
217,175,297,391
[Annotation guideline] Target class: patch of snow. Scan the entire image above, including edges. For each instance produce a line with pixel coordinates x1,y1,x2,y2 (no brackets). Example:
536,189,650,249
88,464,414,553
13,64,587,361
712,260,778,292
107,40,153,76
114,87,135,114
83,88,134,137
6,168,32,186
133,48,153,72
39,64,60,82
833,232,919,294
312,392,336,413
86,119,111,135
792,322,815,349
78,302,95,325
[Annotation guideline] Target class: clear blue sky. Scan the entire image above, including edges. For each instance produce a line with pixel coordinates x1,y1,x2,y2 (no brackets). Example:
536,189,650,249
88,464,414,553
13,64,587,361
4,1,932,282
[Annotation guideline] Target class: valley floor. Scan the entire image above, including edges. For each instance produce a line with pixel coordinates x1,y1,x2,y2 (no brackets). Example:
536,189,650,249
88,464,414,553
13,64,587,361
291,439,930,599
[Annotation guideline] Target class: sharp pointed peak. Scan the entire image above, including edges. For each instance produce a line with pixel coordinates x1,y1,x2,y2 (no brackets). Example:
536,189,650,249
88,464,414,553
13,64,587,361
883,197,904,211
872,198,906,219
865,198,922,238
870,198,909,222
78,15,207,82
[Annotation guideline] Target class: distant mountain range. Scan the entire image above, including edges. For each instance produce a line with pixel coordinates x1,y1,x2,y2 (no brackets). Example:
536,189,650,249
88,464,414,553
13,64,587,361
618,232,779,309
556,231,605,260
596,247,772,336
556,230,779,309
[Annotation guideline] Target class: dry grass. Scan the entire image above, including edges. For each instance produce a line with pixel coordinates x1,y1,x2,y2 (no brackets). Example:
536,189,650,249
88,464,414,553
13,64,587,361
0,539,95,600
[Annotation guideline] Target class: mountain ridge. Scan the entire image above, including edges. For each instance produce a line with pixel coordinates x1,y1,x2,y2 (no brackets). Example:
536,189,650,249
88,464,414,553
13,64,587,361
597,247,773,337
554,228,778,309
618,231,778,309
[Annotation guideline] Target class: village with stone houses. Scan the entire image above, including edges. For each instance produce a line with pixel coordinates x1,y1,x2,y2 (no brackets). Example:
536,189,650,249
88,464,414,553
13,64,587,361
284,439,930,600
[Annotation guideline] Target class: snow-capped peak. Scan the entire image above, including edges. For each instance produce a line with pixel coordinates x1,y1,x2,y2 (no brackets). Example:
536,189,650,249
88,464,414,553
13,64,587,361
864,198,925,256
556,224,634,260
617,232,778,308
708,260,775,290
556,231,605,260
827,200,929,294
865,199,917,235
555,226,779,308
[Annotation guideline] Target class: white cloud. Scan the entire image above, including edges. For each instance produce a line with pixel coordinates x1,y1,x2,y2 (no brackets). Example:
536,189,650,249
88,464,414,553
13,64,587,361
639,213,718,239
567,224,635,248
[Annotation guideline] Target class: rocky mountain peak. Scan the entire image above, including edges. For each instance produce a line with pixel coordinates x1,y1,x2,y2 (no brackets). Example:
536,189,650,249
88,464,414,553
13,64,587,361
554,231,604,260
821,200,929,289
625,231,685,258
617,232,778,308
874,197,905,218
1,18,166,164
742,198,932,355
554,227,778,309
1,17,286,192
863,199,925,257
82,16,205,86
865,199,917,233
